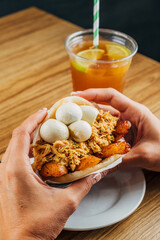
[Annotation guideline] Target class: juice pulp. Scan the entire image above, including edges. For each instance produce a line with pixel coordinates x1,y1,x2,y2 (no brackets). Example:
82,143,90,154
70,40,131,92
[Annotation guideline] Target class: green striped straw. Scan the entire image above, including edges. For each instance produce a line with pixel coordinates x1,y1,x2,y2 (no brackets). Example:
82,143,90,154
93,0,100,48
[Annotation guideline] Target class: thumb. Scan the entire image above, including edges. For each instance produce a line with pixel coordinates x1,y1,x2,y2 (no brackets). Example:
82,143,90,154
64,171,108,203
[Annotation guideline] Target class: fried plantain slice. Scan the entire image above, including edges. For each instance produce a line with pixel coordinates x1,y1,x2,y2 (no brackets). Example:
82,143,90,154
115,120,131,135
40,162,68,177
115,134,124,142
76,155,102,171
101,142,130,158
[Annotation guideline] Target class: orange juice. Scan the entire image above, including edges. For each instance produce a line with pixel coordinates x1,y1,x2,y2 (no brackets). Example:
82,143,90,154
70,40,131,92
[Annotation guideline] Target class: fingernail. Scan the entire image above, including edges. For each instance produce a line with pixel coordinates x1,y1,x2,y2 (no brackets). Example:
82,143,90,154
39,107,47,112
71,91,82,95
93,173,102,183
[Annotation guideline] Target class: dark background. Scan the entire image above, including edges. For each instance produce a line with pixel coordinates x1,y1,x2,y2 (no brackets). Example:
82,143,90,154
0,0,160,61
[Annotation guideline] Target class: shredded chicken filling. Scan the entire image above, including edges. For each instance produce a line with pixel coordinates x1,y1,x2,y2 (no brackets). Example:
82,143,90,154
32,110,118,172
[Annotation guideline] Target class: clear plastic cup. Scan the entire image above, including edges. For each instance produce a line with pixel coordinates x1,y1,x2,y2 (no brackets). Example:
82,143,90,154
65,29,138,92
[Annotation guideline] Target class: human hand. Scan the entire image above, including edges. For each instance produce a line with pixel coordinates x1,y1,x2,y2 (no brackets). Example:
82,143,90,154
72,88,160,172
0,109,105,240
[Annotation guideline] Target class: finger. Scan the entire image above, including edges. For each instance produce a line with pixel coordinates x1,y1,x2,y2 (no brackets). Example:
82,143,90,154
64,175,99,203
72,88,132,111
97,104,120,116
20,108,47,135
72,88,142,125
6,109,47,167
64,172,106,204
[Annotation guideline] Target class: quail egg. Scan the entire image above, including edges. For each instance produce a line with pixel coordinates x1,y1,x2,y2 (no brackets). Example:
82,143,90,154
80,105,99,125
68,120,92,142
56,102,82,125
40,119,69,143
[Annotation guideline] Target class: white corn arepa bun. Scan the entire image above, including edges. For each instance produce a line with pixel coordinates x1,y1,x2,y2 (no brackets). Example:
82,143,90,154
42,154,123,184
32,96,123,184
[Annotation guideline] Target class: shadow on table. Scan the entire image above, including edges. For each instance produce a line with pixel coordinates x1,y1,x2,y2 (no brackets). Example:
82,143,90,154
57,223,120,240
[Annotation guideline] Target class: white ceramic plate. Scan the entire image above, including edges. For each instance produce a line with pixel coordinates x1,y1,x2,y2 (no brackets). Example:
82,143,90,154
64,168,146,231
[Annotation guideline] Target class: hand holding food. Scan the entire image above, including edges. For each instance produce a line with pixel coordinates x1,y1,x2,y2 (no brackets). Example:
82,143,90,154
0,109,105,240
73,88,160,172
32,96,131,183
1,90,159,240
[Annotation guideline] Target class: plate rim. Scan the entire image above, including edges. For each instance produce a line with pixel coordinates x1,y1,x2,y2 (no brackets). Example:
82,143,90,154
64,168,146,231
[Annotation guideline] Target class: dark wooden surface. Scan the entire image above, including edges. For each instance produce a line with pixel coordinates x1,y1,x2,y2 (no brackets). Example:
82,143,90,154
0,0,160,61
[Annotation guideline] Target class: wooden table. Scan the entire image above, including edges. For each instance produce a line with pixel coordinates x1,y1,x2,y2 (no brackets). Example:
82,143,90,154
0,7,160,240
